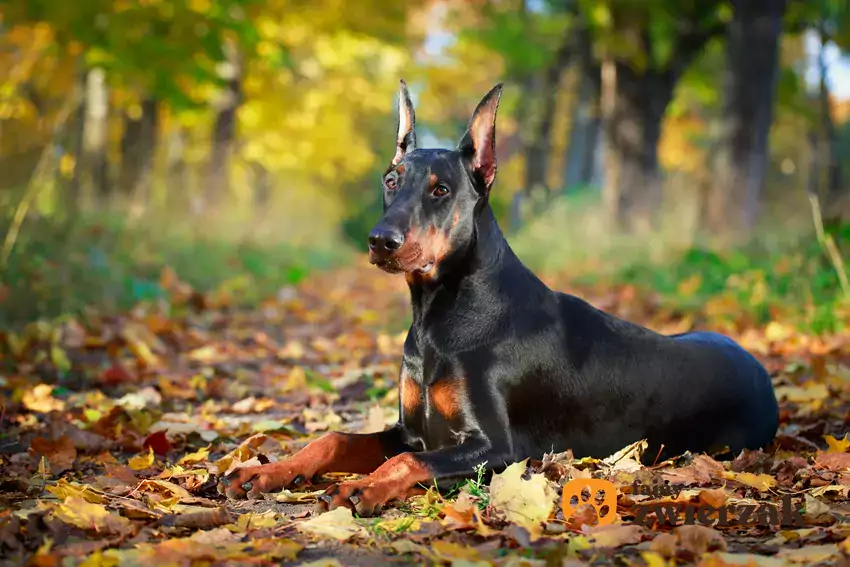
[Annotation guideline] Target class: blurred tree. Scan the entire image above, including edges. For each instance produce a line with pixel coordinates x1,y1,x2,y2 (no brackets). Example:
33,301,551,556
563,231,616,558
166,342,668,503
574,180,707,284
707,0,788,239
118,97,159,205
580,0,728,234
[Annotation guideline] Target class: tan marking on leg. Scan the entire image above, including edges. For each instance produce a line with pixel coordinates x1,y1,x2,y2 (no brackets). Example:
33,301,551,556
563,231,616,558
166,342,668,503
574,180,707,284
401,370,421,415
430,378,464,420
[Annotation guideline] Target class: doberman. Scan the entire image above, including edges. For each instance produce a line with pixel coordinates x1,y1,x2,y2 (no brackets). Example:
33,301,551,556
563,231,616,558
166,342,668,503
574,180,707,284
219,81,779,516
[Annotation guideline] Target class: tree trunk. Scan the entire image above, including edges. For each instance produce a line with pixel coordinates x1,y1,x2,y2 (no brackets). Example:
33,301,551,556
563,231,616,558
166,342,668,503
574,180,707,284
524,41,571,197
82,67,110,204
119,98,159,207
167,127,192,214
708,0,786,238
563,67,599,190
252,162,271,210
815,25,845,225
204,42,242,214
601,60,675,234
60,63,87,216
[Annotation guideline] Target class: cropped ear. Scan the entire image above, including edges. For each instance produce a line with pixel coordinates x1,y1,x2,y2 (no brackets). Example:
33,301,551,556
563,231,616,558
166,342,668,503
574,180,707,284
392,79,416,166
457,83,503,191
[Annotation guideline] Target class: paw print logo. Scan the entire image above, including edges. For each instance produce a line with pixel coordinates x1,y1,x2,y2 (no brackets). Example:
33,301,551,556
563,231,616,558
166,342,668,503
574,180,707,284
561,478,617,526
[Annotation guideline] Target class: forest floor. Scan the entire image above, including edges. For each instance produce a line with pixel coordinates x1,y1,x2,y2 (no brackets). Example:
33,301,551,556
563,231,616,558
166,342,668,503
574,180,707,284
1,259,849,566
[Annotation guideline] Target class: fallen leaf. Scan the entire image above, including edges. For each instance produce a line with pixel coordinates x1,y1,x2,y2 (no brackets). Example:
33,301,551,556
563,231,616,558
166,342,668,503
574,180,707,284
46,479,107,504
696,552,786,566
143,431,172,456
178,446,211,466
824,434,850,453
162,507,233,529
721,471,776,492
128,447,155,471
22,384,65,413
29,435,76,473
775,543,839,563
235,510,279,531
582,524,646,548
52,497,131,535
652,525,727,561
430,540,480,562
803,494,831,519
774,383,829,403
816,452,850,472
489,459,556,538
661,455,724,485
296,507,366,541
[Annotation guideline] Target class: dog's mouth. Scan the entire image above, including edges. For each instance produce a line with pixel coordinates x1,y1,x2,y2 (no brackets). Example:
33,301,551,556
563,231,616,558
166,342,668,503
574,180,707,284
370,255,434,275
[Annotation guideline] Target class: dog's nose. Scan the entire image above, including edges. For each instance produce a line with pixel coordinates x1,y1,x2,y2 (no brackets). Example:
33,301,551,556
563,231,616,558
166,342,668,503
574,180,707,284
368,228,405,258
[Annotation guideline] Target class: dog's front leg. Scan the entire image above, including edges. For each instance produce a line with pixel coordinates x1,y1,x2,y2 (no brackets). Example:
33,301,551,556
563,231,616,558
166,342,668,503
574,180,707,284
317,435,507,516
218,424,411,499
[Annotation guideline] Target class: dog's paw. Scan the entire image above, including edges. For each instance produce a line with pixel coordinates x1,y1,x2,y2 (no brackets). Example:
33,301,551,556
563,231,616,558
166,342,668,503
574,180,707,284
316,482,385,517
217,464,308,500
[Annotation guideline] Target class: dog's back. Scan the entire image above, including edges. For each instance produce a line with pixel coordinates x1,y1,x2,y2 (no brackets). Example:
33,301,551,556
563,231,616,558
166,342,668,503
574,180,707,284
503,286,779,463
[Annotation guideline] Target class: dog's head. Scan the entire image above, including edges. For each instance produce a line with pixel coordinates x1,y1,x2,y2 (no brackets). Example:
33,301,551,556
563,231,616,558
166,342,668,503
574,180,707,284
368,80,502,282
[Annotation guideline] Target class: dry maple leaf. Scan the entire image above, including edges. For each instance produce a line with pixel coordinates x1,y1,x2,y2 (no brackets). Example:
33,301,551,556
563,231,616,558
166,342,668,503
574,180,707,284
661,455,724,485
29,435,76,474
816,452,850,473
824,434,850,454
296,507,366,541
651,524,727,562
721,471,776,492
581,524,646,548
52,496,132,535
489,459,556,539
128,447,155,471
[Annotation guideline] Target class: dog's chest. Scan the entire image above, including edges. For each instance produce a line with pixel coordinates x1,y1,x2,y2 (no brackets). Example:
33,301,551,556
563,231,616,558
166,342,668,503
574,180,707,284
398,353,470,451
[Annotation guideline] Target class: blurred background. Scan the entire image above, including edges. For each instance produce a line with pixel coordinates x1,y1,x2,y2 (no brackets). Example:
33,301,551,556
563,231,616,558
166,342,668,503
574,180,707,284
1,0,850,333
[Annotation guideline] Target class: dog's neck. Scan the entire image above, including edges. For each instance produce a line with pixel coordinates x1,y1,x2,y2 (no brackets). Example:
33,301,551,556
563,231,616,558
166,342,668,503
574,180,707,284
406,204,535,326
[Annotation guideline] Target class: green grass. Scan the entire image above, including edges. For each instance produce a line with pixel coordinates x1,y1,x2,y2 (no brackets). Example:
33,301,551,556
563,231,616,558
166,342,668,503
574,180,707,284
0,210,354,328
509,189,850,334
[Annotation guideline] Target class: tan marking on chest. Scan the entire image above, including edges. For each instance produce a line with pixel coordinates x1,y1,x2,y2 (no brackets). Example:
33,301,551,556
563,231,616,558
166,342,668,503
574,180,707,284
429,378,465,420
401,370,422,415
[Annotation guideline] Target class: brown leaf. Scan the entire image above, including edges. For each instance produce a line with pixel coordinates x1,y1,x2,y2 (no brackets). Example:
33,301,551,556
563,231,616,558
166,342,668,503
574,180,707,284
661,455,725,485
29,435,76,474
51,497,132,535
816,452,850,472
651,525,727,562
582,524,646,548
698,488,728,509
162,507,234,529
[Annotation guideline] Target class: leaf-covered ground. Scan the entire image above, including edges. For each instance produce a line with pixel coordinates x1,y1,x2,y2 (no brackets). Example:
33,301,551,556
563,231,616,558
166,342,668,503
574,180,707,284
1,260,849,567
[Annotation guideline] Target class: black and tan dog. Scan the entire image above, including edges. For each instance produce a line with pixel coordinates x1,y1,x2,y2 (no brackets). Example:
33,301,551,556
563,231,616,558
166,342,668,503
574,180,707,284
219,81,779,516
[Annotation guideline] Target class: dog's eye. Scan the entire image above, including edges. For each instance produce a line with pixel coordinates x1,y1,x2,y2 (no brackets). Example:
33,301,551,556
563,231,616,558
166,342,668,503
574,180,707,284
432,184,450,197
385,177,397,191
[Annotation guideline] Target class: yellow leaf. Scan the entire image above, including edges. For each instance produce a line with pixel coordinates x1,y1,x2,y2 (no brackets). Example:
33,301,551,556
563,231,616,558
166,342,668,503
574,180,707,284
721,471,776,492
178,446,211,466
296,507,366,541
128,447,155,470
79,550,120,567
824,434,850,453
640,551,675,567
50,345,72,373
52,497,131,534
59,154,76,177
489,459,556,539
430,540,480,561
46,479,106,504
235,510,279,531
22,384,65,413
